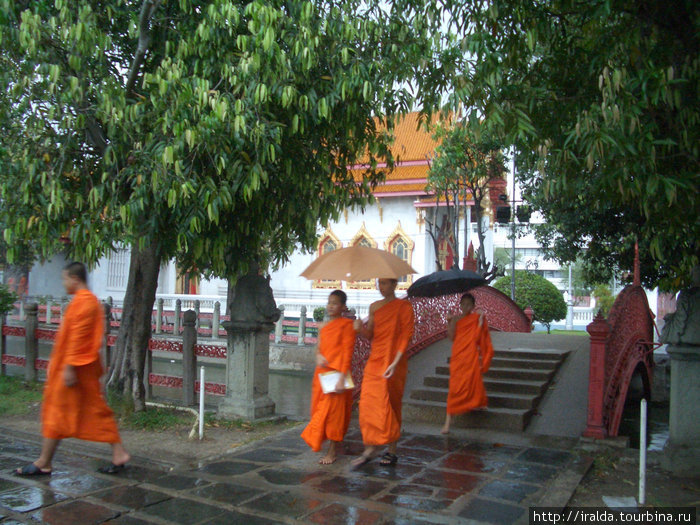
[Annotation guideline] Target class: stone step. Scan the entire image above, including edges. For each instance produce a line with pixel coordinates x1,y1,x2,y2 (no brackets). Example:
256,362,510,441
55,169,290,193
493,349,569,361
403,400,535,432
485,367,555,382
410,386,539,410
490,356,561,370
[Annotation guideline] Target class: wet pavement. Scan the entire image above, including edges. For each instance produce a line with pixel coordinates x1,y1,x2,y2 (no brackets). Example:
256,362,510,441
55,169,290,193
0,424,590,524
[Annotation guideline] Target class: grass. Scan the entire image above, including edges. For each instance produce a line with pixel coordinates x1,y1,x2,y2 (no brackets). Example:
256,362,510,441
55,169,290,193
549,329,589,336
0,375,43,416
122,407,193,431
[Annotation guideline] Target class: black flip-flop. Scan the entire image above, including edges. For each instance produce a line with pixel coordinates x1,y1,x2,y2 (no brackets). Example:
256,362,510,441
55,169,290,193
15,464,52,476
379,452,398,466
97,463,128,474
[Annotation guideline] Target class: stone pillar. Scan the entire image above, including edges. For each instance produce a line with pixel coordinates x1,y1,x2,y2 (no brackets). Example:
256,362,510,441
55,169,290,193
524,306,534,332
194,300,201,332
583,312,610,439
182,310,197,406
298,306,307,346
103,302,112,368
0,314,6,376
565,300,574,331
660,268,700,475
46,298,53,325
274,305,284,343
24,303,38,382
219,319,276,419
174,299,181,335
212,301,220,340
156,298,163,334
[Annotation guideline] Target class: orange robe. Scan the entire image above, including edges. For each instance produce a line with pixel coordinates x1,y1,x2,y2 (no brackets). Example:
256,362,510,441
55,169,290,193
358,299,414,446
301,317,356,451
446,313,494,415
41,289,121,443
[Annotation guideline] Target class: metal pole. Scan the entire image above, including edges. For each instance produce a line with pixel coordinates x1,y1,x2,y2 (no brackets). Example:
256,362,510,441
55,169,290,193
510,151,516,301
566,265,574,330
639,398,647,505
199,366,205,440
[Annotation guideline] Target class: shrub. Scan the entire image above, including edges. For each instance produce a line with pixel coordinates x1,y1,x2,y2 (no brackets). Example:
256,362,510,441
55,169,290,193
493,271,567,333
313,306,326,322
592,285,615,317
0,284,17,316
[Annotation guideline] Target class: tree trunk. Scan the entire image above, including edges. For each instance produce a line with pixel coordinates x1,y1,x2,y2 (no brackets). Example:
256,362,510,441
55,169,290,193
107,241,162,411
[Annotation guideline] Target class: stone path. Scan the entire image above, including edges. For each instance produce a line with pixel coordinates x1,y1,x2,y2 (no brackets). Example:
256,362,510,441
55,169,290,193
0,424,590,525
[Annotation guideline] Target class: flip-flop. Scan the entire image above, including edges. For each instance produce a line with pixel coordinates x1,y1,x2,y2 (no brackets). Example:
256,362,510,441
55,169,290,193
379,452,398,466
97,463,128,475
15,464,52,476
349,454,374,470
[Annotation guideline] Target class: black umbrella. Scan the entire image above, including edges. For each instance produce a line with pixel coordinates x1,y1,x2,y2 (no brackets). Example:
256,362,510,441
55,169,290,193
407,267,486,298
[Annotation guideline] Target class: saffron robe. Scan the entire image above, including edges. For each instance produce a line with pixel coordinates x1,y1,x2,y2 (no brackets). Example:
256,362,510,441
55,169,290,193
301,317,356,451
41,289,121,443
358,299,414,446
446,313,494,415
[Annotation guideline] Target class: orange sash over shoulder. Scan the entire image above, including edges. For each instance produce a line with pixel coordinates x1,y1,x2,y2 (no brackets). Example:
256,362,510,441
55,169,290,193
358,299,414,446
446,313,494,415
301,317,356,451
41,289,121,443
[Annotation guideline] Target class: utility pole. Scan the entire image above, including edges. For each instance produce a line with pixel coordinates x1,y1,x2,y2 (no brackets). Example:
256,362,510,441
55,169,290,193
565,264,574,330
510,152,516,301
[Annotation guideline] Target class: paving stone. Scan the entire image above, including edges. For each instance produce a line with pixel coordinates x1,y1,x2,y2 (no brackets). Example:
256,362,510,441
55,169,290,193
140,497,225,524
504,462,559,484
98,465,167,483
388,483,435,497
478,479,541,505
437,451,507,474
103,515,159,525
518,447,574,466
392,447,446,466
243,491,323,519
306,502,384,524
458,496,526,524
0,455,24,471
203,509,287,524
92,484,171,509
399,434,464,452
351,461,422,480
0,485,69,512
148,473,211,491
30,499,120,524
460,442,523,459
259,434,309,451
2,520,25,525
196,460,260,477
314,475,388,499
410,468,483,492
188,482,263,506
0,477,25,493
231,448,304,463
257,467,324,486
377,493,453,512
45,473,119,495
0,441,41,457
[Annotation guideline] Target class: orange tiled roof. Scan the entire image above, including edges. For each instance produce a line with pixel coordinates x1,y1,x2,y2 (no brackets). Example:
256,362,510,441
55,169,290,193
387,112,444,162
350,163,429,182
373,183,429,195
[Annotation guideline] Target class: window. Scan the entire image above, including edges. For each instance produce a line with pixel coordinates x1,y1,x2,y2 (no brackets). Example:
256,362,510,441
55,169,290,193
348,224,377,289
384,222,414,289
313,228,342,289
107,246,130,290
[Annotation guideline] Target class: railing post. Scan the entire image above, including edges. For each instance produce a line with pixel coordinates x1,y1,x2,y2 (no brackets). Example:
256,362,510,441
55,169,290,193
145,339,153,400
61,296,69,322
156,298,163,334
298,306,307,346
182,310,197,406
174,299,181,335
194,300,201,332
524,306,534,332
583,312,610,439
19,300,25,322
24,303,38,382
103,302,112,369
46,298,52,325
275,305,285,343
212,301,220,340
0,313,6,376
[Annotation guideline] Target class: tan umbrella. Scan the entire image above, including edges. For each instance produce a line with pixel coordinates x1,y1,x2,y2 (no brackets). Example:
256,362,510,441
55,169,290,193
300,245,417,281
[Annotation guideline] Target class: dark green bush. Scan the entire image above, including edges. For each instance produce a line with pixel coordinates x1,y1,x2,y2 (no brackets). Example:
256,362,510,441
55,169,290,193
592,285,615,317
313,306,326,322
0,284,17,316
493,271,567,333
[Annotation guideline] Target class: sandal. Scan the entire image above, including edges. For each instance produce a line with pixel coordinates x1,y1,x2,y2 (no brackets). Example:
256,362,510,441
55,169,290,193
379,452,398,466
97,463,128,475
15,463,52,476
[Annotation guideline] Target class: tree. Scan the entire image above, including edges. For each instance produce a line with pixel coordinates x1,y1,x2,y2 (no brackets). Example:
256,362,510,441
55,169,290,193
426,119,507,281
0,0,434,408
592,284,615,317
425,0,699,291
493,271,567,333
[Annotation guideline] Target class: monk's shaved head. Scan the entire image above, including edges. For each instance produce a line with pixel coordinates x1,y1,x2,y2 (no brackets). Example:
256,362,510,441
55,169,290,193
63,262,87,284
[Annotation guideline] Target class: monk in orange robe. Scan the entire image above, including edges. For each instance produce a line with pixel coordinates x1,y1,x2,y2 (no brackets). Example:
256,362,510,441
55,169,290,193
15,262,130,476
301,290,357,464
351,278,414,468
441,292,493,434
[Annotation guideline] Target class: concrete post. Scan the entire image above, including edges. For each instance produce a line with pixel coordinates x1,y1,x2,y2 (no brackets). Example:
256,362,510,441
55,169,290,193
274,305,284,343
46,298,52,325
24,303,38,382
194,300,201,332
18,301,24,322
103,302,112,368
212,301,220,340
565,301,574,331
583,313,610,439
182,310,197,406
174,299,181,335
156,298,163,334
524,306,534,332
298,306,307,346
0,314,6,376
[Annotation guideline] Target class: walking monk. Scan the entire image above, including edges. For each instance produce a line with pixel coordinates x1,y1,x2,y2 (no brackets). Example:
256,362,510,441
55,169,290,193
15,262,130,476
301,290,357,464
351,278,414,468
441,292,493,434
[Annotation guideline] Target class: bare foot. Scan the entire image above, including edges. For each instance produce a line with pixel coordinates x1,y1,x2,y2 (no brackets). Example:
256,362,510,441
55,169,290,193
440,425,450,435
319,453,337,465
111,444,131,467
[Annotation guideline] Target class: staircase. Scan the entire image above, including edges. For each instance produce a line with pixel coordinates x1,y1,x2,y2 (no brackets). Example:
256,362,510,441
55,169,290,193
403,348,570,432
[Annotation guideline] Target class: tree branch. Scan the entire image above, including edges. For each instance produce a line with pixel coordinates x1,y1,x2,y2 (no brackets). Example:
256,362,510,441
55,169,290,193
125,0,162,96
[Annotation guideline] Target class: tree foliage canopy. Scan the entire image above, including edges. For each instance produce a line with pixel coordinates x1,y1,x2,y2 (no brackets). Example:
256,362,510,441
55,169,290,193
427,0,699,291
